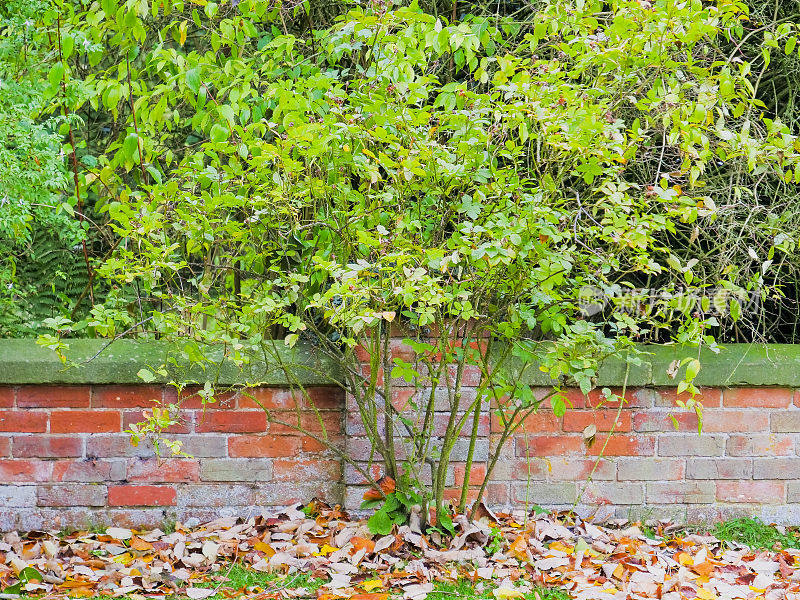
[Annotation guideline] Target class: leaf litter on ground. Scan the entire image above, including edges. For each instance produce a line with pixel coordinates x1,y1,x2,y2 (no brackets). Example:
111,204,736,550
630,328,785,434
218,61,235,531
3,500,800,600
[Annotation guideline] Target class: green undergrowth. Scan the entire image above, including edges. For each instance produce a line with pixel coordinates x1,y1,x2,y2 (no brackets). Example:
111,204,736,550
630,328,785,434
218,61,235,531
429,579,570,600
707,518,800,551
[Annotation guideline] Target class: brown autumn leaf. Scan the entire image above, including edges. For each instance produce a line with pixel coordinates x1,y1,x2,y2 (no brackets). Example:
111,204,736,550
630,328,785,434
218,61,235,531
362,475,396,501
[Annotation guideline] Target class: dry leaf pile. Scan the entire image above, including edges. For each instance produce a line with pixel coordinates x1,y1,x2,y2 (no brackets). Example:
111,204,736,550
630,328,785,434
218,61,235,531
2,501,800,600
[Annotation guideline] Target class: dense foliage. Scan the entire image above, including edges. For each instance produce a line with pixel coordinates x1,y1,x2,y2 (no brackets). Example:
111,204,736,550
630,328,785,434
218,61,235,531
4,0,800,519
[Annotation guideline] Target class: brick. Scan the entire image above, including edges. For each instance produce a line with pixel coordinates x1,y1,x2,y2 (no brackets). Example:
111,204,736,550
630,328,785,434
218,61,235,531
493,411,561,435
570,387,650,410
485,482,509,506
0,485,36,507
723,387,791,408
178,484,256,507
12,436,82,458
343,463,384,485
583,482,643,505
127,459,200,482
108,485,176,506
727,434,794,456
166,436,228,458
717,481,785,504
658,435,725,456
239,387,342,411
122,409,191,434
687,458,752,479
166,386,236,410
255,481,342,506
450,438,489,462
701,410,769,433
18,386,90,408
196,411,267,433
52,459,125,482
753,458,800,479
563,411,631,433
491,458,547,482
633,411,699,432
0,388,14,408
453,463,487,487
431,413,489,437
228,435,300,458
586,435,655,456
618,458,684,480
37,484,106,507
270,412,342,434
0,460,53,482
93,385,163,408
547,458,615,481
787,481,800,503
272,459,341,481
516,436,583,457
652,387,721,408
647,482,715,504
87,434,154,458
0,411,47,433
771,413,800,433
0,438,11,457
200,458,273,482
512,482,576,505
50,410,120,433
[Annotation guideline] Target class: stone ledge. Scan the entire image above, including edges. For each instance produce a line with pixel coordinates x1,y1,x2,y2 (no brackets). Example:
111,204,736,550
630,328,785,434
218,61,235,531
1,340,799,387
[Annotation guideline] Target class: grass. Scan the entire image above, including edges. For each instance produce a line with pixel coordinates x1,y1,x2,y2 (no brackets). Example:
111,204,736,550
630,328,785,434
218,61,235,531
429,579,570,600
708,517,800,551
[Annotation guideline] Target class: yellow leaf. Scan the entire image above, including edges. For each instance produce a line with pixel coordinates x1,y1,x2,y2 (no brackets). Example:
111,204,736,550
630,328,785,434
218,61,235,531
362,580,383,592
254,541,275,557
493,587,526,600
677,552,694,566
179,21,187,46
113,553,134,564
697,588,716,600
314,544,338,557
612,564,625,579
362,148,377,160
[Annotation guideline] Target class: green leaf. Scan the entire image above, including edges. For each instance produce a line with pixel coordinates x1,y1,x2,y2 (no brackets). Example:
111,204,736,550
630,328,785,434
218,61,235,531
367,508,394,535
123,133,140,160
49,62,64,87
185,67,201,94
209,123,229,143
137,368,155,383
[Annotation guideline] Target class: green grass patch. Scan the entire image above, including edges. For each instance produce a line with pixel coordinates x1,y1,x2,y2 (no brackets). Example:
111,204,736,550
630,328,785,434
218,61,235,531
429,579,569,600
708,517,800,550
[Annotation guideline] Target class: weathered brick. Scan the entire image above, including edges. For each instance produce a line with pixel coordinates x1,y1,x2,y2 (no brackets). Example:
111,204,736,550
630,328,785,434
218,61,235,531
723,387,791,408
50,410,120,433
582,482,643,505
52,459,125,482
0,459,53,482
618,458,684,481
546,458,615,481
563,411,631,433
632,410,698,432
123,410,191,434
127,458,200,482
586,435,655,456
38,484,106,507
0,388,14,408
651,387,721,408
516,436,583,457
87,434,226,458
272,459,341,482
196,411,267,433
771,413,800,433
270,412,342,434
658,435,725,456
512,482,576,505
701,410,769,433
0,485,36,507
727,434,794,456
93,385,163,408
228,435,300,458
165,386,235,410
490,458,548,482
753,458,800,479
239,387,342,411
18,385,91,408
646,481,715,504
717,481,784,504
453,463,487,487
450,438,489,462
178,484,256,507
108,485,176,506
200,458,273,482
255,482,343,506
492,410,561,435
687,458,752,479
0,438,11,457
0,411,47,433
13,436,83,458
787,481,800,503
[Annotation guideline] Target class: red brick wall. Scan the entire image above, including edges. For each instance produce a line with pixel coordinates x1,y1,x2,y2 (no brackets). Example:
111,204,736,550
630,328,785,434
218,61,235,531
1,383,799,529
